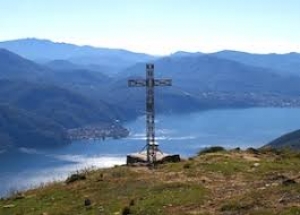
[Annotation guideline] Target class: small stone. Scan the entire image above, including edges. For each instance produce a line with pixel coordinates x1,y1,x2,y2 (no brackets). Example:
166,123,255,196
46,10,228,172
98,205,104,211
3,204,15,208
258,187,266,190
253,163,260,167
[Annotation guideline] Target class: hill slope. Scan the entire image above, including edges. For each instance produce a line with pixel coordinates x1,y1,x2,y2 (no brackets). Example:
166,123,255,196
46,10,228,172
0,104,68,148
0,50,122,127
0,79,119,128
0,48,46,81
263,129,300,150
0,50,125,148
0,149,299,214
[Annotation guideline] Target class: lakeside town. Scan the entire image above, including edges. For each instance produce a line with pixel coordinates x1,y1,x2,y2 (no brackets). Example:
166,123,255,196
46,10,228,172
66,92,300,142
67,124,130,141
197,92,300,108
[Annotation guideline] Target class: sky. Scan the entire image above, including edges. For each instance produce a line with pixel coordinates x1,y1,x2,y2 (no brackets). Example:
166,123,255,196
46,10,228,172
0,0,300,55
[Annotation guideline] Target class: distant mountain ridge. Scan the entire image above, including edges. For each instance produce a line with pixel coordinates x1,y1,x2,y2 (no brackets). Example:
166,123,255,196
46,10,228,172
211,50,300,76
0,38,157,73
2,46,300,114
160,49,300,76
2,38,300,76
121,54,300,95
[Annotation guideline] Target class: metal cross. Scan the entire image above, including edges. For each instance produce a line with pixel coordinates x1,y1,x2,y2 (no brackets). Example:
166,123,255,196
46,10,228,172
128,63,172,164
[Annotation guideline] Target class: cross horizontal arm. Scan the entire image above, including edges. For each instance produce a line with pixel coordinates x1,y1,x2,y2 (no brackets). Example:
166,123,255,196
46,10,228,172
128,79,146,87
154,79,172,86
128,79,172,87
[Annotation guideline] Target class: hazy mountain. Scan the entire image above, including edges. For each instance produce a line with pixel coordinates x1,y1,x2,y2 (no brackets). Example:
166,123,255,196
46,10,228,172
3,48,300,119
0,104,69,148
0,49,113,98
44,60,83,71
0,49,124,148
113,55,300,114
121,55,300,95
263,129,300,150
167,50,300,76
44,60,119,76
0,38,157,73
0,79,120,128
0,78,127,148
2,47,300,149
0,48,47,81
103,76,205,118
47,68,110,88
170,51,203,58
44,68,115,101
0,48,205,117
211,50,300,76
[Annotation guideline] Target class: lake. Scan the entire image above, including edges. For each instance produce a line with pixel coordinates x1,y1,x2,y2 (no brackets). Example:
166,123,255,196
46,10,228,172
1,108,300,197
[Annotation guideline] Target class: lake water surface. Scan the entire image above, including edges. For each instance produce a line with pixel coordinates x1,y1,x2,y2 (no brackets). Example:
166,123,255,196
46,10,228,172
1,108,300,196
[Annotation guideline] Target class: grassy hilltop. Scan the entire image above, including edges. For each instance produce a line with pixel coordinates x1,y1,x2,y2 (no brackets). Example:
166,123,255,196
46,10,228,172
0,147,299,215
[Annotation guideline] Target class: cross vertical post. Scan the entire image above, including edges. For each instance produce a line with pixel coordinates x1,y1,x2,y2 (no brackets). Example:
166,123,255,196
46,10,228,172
128,63,172,165
146,64,155,163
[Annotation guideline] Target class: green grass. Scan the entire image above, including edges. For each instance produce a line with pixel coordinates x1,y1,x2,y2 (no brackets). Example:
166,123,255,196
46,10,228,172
0,149,299,215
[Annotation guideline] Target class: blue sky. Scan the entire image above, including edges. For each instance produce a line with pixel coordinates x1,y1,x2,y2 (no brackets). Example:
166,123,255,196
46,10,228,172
0,0,299,54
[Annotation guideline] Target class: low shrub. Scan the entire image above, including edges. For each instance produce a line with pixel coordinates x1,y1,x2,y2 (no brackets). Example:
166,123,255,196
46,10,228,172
183,163,191,169
122,206,131,215
65,173,86,184
198,146,225,155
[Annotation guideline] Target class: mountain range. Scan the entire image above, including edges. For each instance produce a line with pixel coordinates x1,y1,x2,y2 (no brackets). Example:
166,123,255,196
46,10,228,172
0,38,157,74
1,38,300,149
212,50,300,76
170,50,300,76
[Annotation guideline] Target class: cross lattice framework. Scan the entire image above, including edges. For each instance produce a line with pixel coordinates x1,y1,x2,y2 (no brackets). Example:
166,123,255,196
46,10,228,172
128,63,172,164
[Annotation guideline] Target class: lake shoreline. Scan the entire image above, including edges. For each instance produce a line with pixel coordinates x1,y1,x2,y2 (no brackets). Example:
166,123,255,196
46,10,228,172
2,108,300,197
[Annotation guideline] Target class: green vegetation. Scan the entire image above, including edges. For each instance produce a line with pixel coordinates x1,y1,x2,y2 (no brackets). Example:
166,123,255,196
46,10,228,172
0,80,118,128
0,148,299,215
65,172,87,184
0,104,68,148
0,79,125,148
198,146,225,155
